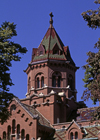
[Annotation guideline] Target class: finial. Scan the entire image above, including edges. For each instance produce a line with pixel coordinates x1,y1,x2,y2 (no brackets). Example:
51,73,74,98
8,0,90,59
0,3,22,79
49,12,53,25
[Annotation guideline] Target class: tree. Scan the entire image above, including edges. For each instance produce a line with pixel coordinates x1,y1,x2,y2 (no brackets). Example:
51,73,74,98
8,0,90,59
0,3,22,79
0,21,27,124
81,0,100,105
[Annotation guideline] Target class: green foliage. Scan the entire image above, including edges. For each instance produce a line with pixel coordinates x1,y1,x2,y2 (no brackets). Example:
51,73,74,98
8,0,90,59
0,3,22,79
81,1,100,105
0,21,27,124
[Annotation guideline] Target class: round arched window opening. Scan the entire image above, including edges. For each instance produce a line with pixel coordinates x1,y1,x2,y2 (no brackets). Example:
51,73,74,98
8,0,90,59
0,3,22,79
70,132,73,140
75,131,78,139
26,134,29,140
52,72,61,87
41,76,44,87
10,104,16,113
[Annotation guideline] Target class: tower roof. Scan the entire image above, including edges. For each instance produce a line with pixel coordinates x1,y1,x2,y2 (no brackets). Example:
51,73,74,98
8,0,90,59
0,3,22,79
31,12,75,66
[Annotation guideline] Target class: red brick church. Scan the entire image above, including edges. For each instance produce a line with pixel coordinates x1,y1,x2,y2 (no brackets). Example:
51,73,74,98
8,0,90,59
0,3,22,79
0,13,100,140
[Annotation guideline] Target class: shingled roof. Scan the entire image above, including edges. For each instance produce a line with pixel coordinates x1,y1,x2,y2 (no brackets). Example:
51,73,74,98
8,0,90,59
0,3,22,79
23,103,52,128
83,125,100,139
31,13,75,66
77,107,99,121
14,98,52,128
54,129,66,140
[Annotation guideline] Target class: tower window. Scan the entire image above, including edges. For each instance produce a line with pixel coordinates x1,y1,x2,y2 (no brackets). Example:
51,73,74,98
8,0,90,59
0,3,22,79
68,74,73,90
40,51,43,55
28,77,31,93
37,77,40,88
41,76,44,87
58,76,61,87
53,50,59,54
52,76,56,87
52,72,61,87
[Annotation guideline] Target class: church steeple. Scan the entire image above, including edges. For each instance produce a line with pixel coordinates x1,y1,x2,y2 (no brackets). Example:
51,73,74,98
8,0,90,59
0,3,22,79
31,13,75,67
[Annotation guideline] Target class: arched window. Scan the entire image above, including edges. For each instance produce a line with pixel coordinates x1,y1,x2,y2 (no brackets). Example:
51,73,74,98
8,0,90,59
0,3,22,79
10,104,16,113
12,119,16,134
35,73,44,89
68,74,74,90
3,131,6,140
52,76,56,87
52,72,61,87
21,129,25,140
28,77,31,92
7,125,11,140
26,134,29,140
41,76,44,87
75,132,78,139
37,77,40,88
58,76,61,87
17,124,20,139
70,132,73,140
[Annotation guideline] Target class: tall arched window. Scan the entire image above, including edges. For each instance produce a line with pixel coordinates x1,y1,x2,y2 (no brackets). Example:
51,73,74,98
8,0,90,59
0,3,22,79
75,132,78,139
52,72,61,87
41,76,44,87
3,131,6,140
7,125,11,140
37,77,40,88
35,73,44,89
58,76,61,87
12,119,16,134
68,74,73,90
70,132,73,140
17,124,20,139
21,129,25,140
26,134,29,140
28,77,31,92
52,76,56,87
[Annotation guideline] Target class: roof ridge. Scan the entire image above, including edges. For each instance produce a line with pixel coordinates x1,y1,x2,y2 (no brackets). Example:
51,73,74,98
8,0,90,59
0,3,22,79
22,103,52,126
14,97,34,119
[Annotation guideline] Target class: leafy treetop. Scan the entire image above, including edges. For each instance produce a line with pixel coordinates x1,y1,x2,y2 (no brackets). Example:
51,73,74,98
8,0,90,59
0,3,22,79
0,21,27,124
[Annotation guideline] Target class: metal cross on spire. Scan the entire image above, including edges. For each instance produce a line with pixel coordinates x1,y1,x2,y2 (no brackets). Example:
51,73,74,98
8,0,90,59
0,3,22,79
49,12,53,26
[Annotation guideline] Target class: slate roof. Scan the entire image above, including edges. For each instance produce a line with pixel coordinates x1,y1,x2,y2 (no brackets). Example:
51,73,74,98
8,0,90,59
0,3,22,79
77,107,99,121
83,125,100,139
31,14,75,66
14,98,52,128
54,129,66,140
23,103,52,128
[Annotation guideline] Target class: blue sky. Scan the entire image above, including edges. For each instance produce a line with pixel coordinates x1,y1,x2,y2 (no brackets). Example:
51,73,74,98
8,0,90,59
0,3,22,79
1,0,100,107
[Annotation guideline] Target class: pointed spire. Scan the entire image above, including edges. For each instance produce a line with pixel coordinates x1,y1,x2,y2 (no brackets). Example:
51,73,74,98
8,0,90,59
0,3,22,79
49,12,53,27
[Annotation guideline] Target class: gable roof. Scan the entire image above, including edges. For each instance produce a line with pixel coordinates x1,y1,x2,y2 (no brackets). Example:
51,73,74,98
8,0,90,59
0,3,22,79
14,97,52,128
66,119,81,131
23,103,52,128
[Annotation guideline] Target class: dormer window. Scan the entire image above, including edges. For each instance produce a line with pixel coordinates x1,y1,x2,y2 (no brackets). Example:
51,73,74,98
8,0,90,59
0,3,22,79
53,49,59,55
52,43,61,55
40,51,43,55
